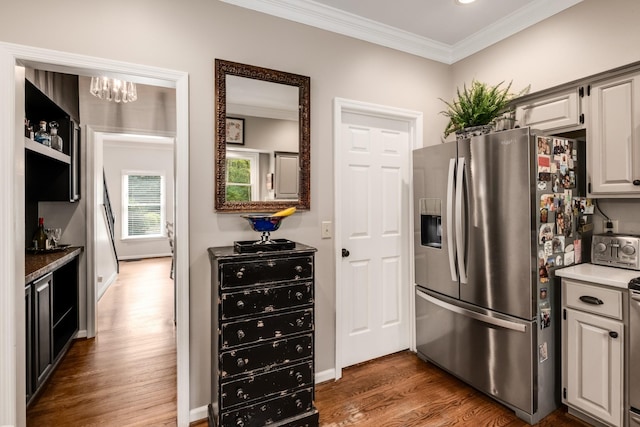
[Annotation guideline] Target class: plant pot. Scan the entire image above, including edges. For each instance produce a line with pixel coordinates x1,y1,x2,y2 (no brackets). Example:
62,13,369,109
455,124,493,140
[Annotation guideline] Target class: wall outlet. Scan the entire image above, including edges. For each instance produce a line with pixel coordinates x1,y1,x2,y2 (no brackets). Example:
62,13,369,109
321,221,332,239
603,219,619,233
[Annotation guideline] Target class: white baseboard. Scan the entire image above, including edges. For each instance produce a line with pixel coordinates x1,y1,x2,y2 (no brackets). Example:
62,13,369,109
75,329,87,339
97,271,118,301
315,368,336,384
190,405,209,423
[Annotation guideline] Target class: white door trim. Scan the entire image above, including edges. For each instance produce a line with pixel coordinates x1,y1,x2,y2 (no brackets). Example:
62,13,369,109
333,97,422,380
0,42,190,427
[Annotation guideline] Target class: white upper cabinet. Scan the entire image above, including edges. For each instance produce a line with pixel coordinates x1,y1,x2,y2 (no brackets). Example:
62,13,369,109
515,87,583,132
588,72,640,196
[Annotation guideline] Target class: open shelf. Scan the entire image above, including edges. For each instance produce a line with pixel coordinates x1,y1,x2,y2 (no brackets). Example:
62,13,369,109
25,137,70,164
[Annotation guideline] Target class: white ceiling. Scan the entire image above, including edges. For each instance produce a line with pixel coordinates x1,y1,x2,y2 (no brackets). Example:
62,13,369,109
220,0,583,64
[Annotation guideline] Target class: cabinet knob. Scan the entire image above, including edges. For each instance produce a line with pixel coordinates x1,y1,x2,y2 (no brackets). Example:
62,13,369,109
295,399,303,409
295,265,303,272
236,418,244,427
236,388,245,399
296,318,304,327
633,179,640,186
609,331,619,339
236,300,245,309
236,271,244,279
237,330,245,339
295,292,303,301
295,372,303,382
237,358,246,368
295,344,304,354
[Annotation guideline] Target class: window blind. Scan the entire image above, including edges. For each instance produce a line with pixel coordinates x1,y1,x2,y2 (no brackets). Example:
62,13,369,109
124,174,164,237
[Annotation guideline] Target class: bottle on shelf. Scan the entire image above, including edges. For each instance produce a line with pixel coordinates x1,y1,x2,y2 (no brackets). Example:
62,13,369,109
34,121,51,147
32,217,48,250
24,118,34,139
49,121,63,152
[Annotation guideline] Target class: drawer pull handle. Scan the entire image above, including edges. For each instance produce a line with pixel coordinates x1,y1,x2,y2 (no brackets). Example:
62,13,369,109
579,295,604,305
295,292,303,300
237,358,246,368
295,265,303,272
295,399,303,409
237,330,245,339
237,388,245,398
295,372,303,382
295,344,304,354
236,418,244,427
236,300,245,309
609,331,619,339
296,319,304,327
236,271,244,279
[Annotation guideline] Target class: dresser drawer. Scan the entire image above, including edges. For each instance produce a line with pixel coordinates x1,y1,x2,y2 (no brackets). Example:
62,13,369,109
564,278,623,320
221,309,313,349
220,387,314,427
220,256,313,289
221,361,313,408
221,282,313,320
220,334,312,378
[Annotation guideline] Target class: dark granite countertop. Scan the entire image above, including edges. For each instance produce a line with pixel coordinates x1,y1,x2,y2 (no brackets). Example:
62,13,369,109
25,246,83,283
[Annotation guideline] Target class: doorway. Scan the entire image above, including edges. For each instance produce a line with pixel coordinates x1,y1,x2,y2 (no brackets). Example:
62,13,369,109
0,43,190,426
333,98,422,379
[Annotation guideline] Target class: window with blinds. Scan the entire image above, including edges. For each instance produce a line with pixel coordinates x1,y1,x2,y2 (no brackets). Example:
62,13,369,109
122,172,165,239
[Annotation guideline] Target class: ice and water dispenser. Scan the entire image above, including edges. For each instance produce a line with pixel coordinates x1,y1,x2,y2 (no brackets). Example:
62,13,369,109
420,198,442,248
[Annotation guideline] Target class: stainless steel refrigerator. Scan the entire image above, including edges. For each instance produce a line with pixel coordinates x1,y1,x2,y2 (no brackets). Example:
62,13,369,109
413,127,588,424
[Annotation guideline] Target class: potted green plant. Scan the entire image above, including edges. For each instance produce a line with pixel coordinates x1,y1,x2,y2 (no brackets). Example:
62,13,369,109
439,79,529,139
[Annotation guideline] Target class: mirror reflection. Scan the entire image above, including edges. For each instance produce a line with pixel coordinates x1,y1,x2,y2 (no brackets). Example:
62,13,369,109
215,59,310,212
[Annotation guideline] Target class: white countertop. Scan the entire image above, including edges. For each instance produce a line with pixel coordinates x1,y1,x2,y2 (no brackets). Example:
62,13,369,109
555,263,640,289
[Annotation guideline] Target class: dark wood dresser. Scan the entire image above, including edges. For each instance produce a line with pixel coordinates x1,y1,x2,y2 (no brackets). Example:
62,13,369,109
207,243,319,427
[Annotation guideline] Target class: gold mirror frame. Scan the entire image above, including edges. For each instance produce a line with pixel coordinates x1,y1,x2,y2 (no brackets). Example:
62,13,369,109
214,59,311,212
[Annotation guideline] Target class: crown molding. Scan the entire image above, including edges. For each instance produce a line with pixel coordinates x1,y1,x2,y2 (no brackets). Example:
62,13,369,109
220,0,582,64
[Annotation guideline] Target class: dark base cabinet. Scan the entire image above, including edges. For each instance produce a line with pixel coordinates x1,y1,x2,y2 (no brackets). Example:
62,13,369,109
208,243,319,427
25,248,81,406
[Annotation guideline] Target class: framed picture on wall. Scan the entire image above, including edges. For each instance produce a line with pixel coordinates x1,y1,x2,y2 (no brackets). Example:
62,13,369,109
226,117,244,145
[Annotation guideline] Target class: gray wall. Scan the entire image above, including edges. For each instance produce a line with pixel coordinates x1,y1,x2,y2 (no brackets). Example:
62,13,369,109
3,0,640,414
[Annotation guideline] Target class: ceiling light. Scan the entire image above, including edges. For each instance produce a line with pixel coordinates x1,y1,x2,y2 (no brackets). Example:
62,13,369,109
89,76,138,103
456,0,476,4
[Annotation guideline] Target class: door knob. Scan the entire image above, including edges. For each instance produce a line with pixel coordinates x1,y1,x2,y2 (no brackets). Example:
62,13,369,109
342,248,350,258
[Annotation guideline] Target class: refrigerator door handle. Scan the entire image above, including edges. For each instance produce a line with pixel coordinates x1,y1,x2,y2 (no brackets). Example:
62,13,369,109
416,289,527,333
447,158,457,282
455,157,467,284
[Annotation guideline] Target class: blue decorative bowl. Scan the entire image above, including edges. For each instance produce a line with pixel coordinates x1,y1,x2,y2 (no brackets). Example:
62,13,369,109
241,214,284,233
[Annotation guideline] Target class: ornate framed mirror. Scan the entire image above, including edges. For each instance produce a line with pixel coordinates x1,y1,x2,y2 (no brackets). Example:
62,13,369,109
214,59,310,212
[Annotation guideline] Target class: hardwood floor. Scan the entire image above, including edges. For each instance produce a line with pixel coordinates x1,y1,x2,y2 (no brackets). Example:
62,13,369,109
27,257,177,426
27,258,587,426
313,351,589,427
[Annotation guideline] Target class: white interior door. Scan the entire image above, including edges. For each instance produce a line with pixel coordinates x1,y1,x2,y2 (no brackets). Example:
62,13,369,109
339,111,411,368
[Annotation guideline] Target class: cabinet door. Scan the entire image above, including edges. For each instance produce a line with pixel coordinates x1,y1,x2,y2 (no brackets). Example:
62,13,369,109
515,88,582,132
33,274,53,389
588,73,640,195
566,308,623,427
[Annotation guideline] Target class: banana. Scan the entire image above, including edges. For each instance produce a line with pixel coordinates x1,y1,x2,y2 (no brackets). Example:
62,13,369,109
273,207,296,217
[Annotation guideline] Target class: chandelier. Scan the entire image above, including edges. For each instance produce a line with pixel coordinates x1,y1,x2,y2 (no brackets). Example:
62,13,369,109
89,76,138,103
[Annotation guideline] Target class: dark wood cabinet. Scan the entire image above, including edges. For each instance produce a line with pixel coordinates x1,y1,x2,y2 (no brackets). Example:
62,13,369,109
25,248,81,406
208,243,319,427
32,273,53,390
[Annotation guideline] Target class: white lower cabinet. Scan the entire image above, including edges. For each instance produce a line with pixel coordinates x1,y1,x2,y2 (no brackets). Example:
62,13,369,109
562,278,624,427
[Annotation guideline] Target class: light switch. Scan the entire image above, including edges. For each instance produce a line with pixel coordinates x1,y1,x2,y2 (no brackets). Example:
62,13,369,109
321,221,332,239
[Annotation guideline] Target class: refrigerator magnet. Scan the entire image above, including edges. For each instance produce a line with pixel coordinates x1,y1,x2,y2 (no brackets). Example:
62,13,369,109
538,172,551,182
540,288,548,300
538,155,550,172
564,250,575,266
539,342,548,363
552,236,565,253
539,224,554,244
544,241,553,258
540,304,551,330
537,181,548,191
540,207,549,223
573,240,582,263
537,136,552,155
